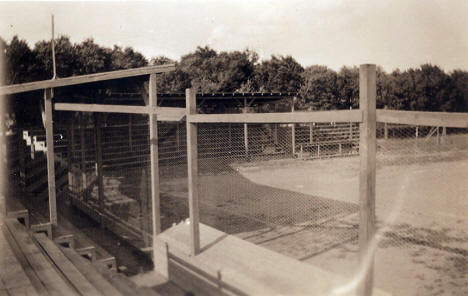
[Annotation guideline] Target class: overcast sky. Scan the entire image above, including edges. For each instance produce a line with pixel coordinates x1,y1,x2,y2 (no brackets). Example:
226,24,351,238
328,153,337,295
1,0,467,72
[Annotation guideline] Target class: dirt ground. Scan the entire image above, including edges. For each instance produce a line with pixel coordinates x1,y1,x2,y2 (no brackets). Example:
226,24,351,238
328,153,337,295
226,149,468,295
157,142,468,295
104,135,468,295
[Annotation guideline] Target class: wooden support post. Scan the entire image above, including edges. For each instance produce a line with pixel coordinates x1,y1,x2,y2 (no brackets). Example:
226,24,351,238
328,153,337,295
79,114,87,197
44,88,57,225
273,124,278,145
437,126,440,144
383,106,388,140
18,129,25,184
149,74,161,239
442,126,446,144
415,126,419,139
309,123,314,144
128,115,133,151
30,131,35,160
358,64,377,296
291,97,296,156
140,168,150,247
228,123,232,151
67,121,74,191
94,113,104,224
186,88,200,256
176,122,181,152
243,98,249,160
0,110,5,214
317,144,320,157
339,143,342,155
350,107,354,140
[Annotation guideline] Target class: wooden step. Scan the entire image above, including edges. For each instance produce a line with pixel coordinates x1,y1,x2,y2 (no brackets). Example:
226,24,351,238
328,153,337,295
3,218,79,295
0,224,38,296
58,246,124,296
33,232,102,295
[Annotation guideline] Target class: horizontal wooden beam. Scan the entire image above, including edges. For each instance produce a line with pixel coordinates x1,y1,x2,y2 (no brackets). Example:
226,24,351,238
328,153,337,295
54,103,185,122
376,109,468,128
187,109,363,124
0,64,175,95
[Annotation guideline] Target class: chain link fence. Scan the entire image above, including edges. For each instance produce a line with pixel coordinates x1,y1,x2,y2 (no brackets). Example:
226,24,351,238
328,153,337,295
373,123,468,295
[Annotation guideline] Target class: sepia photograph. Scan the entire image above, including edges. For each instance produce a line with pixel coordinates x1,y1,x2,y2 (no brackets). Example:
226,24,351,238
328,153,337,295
0,1,467,295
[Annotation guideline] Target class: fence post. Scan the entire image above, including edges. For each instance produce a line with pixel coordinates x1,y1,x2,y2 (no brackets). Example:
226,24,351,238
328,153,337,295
79,114,87,199
44,88,57,225
186,88,200,256
68,121,74,191
30,131,35,159
291,97,296,157
128,115,133,151
350,107,353,140
358,64,376,296
383,106,388,140
18,128,25,185
243,97,249,160
94,113,104,226
442,126,446,144
149,74,161,239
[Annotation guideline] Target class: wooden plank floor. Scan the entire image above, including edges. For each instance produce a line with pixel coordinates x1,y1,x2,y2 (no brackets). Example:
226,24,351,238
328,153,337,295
0,223,38,296
3,218,79,295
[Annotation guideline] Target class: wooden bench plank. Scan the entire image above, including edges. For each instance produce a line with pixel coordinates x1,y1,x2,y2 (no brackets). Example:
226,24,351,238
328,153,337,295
33,233,101,295
58,245,123,296
0,235,34,291
4,219,78,296
1,223,47,295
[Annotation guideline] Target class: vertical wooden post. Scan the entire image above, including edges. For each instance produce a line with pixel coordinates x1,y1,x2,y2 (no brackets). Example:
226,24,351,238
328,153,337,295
67,121,75,191
128,115,133,151
291,97,296,157
30,132,35,160
140,168,150,247
176,123,180,152
309,123,314,144
415,126,419,139
436,126,440,144
442,126,446,144
350,107,354,140
149,74,161,239
0,109,6,215
228,123,232,151
94,113,104,224
358,64,377,296
44,88,57,225
273,124,278,145
18,129,25,184
383,106,388,140
79,114,87,197
243,98,249,160
186,88,200,256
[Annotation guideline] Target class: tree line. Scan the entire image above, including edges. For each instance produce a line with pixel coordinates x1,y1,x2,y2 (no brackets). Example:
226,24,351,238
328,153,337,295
2,35,467,117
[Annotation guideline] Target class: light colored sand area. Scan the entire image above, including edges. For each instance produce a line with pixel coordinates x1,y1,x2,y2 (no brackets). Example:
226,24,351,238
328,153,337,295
234,156,468,228
231,154,468,296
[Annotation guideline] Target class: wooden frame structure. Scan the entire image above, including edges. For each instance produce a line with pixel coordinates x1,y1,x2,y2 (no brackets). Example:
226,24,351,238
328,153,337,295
0,64,178,260
3,63,467,295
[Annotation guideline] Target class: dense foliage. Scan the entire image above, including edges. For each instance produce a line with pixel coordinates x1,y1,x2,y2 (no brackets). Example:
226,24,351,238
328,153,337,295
2,35,467,125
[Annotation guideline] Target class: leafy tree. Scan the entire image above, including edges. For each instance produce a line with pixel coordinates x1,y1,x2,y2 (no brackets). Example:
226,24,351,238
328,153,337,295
299,65,338,110
4,36,36,84
336,66,359,109
252,55,303,93
177,46,257,93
